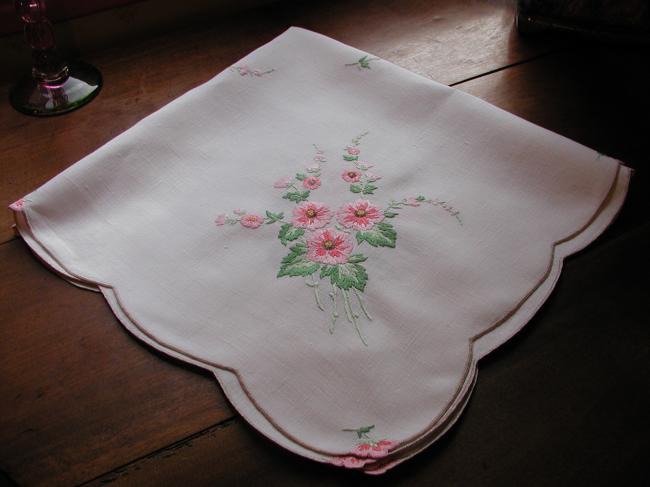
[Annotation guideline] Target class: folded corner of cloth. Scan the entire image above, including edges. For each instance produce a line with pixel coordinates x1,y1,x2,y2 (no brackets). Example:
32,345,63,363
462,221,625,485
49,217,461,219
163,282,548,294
9,27,631,474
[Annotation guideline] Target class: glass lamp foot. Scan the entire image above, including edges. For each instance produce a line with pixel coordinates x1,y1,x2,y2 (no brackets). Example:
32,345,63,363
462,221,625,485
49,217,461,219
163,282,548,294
9,60,102,117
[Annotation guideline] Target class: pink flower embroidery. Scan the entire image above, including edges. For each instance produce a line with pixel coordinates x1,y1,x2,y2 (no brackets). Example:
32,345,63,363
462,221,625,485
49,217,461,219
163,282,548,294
292,201,332,230
213,132,461,346
405,197,421,207
341,169,362,183
240,214,264,229
353,439,395,458
9,199,25,211
302,176,321,190
337,199,383,231
306,228,352,264
238,65,249,76
273,176,292,189
330,456,371,469
356,161,374,170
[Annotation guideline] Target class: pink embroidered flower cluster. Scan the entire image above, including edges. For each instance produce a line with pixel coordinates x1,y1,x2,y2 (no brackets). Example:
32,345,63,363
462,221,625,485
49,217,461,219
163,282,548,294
331,425,396,469
215,133,460,345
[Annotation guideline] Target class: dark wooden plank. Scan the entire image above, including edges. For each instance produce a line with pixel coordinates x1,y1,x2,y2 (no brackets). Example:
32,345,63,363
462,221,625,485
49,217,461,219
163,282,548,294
0,239,233,487
84,221,650,487
0,0,559,244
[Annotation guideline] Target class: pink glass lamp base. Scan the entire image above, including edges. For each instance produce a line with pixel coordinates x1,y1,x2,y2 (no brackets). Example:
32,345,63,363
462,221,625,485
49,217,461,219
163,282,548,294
9,60,102,117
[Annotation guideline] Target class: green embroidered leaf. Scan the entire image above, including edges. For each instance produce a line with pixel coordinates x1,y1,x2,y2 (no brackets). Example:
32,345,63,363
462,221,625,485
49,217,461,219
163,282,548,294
362,184,378,195
343,155,359,161
383,210,399,218
295,173,307,181
289,242,307,254
278,223,305,246
326,263,368,291
277,248,320,278
348,253,368,264
283,190,310,203
320,265,335,279
356,425,375,438
358,56,373,69
265,210,284,223
349,184,362,193
416,195,426,201
356,222,397,248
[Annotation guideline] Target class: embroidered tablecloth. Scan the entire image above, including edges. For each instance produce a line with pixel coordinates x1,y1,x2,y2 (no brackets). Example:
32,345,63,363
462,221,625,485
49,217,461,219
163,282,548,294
10,27,630,473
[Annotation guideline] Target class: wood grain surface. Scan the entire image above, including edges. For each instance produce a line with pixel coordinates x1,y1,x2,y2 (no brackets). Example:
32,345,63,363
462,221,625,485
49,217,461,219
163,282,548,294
1,0,648,485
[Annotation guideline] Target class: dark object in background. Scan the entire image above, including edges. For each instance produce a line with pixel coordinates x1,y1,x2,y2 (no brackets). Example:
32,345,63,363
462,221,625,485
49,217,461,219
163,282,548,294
9,0,102,116
516,0,650,44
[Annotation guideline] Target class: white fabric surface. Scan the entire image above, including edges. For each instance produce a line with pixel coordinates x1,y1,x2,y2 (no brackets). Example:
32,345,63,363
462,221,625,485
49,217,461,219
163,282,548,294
11,27,630,472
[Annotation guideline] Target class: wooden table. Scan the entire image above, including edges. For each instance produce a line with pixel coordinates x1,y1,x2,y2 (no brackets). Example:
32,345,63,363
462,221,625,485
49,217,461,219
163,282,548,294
1,1,648,485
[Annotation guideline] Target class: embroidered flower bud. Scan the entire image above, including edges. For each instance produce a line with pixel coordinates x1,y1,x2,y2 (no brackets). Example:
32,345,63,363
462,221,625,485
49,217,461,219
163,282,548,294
356,161,374,170
239,214,264,229
405,197,421,207
341,169,362,183
346,147,361,155
214,214,227,226
273,176,292,189
302,176,321,190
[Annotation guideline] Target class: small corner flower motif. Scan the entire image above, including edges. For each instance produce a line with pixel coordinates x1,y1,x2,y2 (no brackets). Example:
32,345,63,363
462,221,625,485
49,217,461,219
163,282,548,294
9,199,25,211
330,455,373,469
345,55,379,70
215,133,462,345
232,64,275,78
331,425,396,466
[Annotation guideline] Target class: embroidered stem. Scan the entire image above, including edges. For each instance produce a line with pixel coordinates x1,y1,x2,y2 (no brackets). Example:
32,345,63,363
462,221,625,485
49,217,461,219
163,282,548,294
350,131,369,146
353,289,372,321
305,274,325,311
342,289,367,346
329,284,339,334
341,288,354,324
